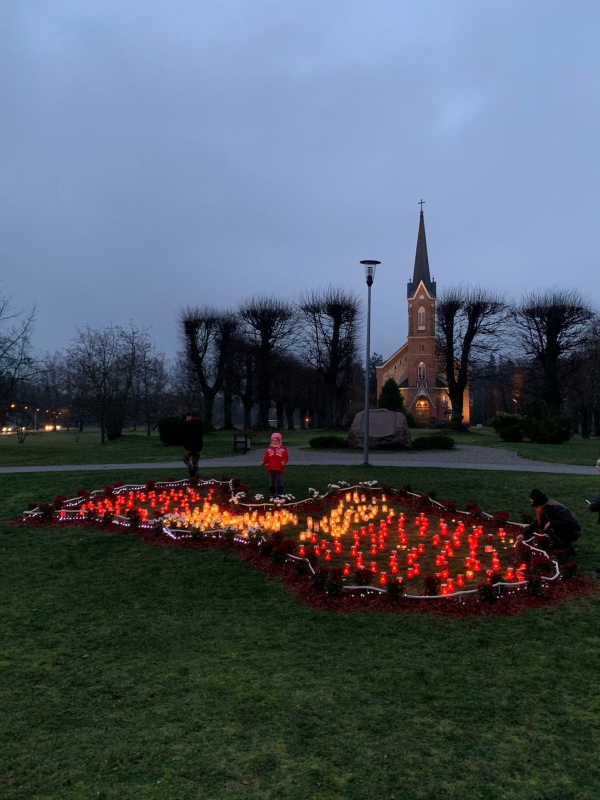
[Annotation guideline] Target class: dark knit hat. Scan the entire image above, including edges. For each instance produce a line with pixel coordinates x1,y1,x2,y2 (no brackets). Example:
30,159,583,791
530,489,548,507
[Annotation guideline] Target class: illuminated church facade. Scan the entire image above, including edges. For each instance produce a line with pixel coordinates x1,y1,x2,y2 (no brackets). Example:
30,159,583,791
375,210,470,426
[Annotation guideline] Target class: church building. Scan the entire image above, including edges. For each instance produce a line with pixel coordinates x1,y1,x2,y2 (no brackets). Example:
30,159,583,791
375,210,470,426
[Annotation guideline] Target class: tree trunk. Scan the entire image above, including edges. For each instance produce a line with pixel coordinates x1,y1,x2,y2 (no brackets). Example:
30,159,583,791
449,387,467,431
223,391,234,430
581,406,590,438
308,408,316,429
285,405,295,430
203,390,216,431
276,400,284,430
594,409,600,437
243,400,253,431
299,407,307,430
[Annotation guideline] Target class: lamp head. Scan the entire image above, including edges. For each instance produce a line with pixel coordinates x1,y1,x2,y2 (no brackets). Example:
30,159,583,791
360,260,380,286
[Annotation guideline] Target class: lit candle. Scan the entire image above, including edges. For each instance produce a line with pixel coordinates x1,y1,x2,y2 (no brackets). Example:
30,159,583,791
298,545,306,556
379,572,387,585
343,563,350,576
370,561,377,573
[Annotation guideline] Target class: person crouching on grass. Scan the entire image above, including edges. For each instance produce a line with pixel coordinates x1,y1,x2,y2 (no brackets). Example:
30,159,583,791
516,489,581,553
261,432,289,501
182,408,204,478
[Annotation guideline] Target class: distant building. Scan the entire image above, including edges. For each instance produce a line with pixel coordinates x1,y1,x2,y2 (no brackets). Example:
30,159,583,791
375,210,470,426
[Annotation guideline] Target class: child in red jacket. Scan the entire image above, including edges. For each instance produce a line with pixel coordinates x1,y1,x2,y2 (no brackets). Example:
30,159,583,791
261,432,289,500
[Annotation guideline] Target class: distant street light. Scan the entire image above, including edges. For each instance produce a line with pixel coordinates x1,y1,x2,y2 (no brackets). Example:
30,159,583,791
360,260,380,466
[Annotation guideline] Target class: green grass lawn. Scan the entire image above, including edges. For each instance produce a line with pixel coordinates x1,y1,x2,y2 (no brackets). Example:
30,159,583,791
437,426,600,466
1,426,598,469
2,465,600,799
0,428,321,467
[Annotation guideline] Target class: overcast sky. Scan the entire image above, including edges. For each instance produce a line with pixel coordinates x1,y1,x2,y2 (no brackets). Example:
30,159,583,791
1,0,599,363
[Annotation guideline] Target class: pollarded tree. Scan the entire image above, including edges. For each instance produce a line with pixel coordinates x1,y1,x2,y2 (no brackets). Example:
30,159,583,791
437,287,509,430
238,297,296,429
179,306,238,429
298,287,361,428
514,289,595,417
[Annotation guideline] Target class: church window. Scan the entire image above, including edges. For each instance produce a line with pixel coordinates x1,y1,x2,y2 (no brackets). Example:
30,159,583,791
418,362,426,381
418,306,426,329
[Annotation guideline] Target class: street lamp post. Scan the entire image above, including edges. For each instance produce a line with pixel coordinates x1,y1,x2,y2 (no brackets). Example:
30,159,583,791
360,260,380,466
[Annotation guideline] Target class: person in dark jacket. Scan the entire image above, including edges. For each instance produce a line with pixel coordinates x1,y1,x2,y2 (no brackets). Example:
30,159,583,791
182,408,204,477
516,489,581,552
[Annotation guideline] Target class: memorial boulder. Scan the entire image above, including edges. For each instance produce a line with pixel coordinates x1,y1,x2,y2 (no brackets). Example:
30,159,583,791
347,409,412,450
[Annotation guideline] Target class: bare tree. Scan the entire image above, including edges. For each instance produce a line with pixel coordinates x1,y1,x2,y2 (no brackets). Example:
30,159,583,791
437,287,509,430
133,344,170,435
560,316,600,435
0,293,37,405
298,287,361,428
67,324,150,441
514,289,595,417
238,297,296,429
179,306,237,429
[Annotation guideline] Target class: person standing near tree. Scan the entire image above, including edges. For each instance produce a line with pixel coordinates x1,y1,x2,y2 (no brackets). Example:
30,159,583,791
182,408,204,478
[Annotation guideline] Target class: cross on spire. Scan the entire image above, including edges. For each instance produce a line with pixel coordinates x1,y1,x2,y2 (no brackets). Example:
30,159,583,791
418,199,425,212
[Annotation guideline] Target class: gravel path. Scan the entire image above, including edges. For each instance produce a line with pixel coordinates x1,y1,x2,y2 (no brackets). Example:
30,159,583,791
0,445,595,475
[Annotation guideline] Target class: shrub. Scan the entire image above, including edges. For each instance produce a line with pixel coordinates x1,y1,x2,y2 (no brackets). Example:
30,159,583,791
478,583,497,603
387,577,405,599
423,575,440,596
310,568,330,590
491,412,524,442
521,416,572,444
354,567,374,586
325,568,345,596
441,500,457,512
272,546,289,564
309,436,349,449
157,416,186,446
526,576,544,597
412,435,455,450
260,541,274,557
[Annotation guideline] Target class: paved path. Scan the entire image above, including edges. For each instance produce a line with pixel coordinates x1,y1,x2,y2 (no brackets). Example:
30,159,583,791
0,445,595,475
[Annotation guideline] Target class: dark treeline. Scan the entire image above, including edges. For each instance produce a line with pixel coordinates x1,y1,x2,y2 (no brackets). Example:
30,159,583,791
1,286,599,438
1,288,364,438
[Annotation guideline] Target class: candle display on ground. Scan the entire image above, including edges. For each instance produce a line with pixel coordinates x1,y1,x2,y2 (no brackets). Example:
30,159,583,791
68,486,522,596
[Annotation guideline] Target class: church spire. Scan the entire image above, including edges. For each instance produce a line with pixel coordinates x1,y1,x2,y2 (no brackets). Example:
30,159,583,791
407,206,436,299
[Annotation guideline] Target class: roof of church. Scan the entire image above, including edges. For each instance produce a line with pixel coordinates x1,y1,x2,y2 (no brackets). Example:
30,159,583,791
407,211,436,299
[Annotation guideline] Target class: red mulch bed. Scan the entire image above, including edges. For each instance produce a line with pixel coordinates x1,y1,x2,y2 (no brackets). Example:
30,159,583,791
14,515,597,618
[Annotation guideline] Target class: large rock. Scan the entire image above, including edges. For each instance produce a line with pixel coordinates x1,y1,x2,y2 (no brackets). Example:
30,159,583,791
347,409,412,450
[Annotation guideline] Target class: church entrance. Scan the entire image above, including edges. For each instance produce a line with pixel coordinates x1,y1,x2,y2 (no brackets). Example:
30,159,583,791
415,398,430,423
